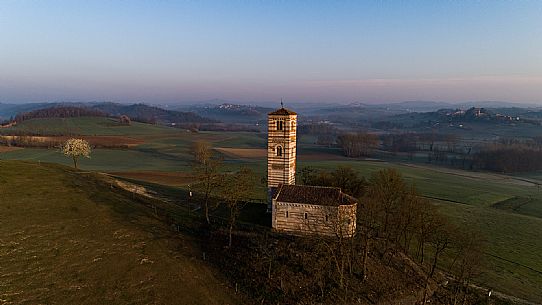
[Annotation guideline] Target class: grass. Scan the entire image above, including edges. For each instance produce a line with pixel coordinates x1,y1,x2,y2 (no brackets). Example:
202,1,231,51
0,160,242,305
2,117,180,136
1,117,541,302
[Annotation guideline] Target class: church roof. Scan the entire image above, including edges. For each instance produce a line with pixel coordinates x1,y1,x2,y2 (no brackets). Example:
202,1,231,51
274,184,357,206
268,107,297,116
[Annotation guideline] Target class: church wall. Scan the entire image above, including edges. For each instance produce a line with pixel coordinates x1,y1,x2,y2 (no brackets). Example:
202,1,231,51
272,200,357,237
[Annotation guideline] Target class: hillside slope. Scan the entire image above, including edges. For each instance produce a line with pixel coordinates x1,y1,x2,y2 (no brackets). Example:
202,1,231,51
0,160,241,305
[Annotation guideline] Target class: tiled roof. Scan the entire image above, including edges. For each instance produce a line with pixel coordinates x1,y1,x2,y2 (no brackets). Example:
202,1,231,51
268,108,297,115
274,184,357,206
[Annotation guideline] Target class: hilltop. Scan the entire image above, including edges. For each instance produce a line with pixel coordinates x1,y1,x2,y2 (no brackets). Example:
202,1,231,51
0,160,241,305
0,102,215,126
175,103,274,124
92,102,216,125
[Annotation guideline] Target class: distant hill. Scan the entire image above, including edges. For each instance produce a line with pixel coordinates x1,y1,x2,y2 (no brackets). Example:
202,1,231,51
91,102,216,125
181,103,273,123
13,106,107,123
2,102,216,125
0,102,60,121
380,106,541,130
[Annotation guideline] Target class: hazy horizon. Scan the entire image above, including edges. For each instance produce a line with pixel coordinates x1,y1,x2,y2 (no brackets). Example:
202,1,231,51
1,1,541,104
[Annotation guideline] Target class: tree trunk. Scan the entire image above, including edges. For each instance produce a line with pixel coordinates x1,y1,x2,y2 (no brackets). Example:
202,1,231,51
228,221,233,248
228,205,234,248
422,251,440,304
204,193,210,224
204,182,212,224
362,233,369,280
73,156,78,169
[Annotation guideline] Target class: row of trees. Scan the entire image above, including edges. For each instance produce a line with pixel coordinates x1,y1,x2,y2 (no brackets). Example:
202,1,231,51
472,147,542,173
336,133,379,157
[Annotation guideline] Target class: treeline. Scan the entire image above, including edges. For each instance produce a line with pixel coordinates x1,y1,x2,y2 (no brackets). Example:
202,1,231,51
381,132,460,153
337,133,379,157
13,106,106,123
472,145,542,173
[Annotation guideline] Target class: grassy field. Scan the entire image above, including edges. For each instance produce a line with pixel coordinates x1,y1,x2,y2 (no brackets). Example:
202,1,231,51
1,117,541,302
0,160,241,305
1,117,180,136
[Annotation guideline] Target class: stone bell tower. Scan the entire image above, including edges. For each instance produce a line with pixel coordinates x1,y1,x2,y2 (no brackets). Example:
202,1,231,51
267,105,297,204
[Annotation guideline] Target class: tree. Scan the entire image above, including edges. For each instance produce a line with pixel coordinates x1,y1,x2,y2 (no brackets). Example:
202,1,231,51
448,229,485,305
337,132,379,157
220,167,255,247
61,138,91,169
365,168,407,245
191,141,223,224
422,216,454,304
119,115,131,125
298,166,367,198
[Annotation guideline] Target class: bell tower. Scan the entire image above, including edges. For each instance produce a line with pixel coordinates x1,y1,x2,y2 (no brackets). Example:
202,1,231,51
267,106,297,202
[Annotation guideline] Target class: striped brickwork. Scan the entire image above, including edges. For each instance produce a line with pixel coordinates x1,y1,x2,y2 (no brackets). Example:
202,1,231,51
267,112,297,188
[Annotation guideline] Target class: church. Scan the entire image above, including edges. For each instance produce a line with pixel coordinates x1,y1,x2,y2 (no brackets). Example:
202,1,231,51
267,106,357,237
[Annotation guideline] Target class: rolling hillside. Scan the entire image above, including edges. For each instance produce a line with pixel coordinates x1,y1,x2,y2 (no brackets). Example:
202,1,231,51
1,116,181,136
0,160,242,305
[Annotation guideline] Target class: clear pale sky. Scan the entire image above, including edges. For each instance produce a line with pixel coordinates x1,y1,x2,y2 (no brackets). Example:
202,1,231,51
1,1,541,104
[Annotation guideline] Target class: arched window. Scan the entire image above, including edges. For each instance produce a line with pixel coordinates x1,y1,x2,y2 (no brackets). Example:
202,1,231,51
277,120,283,131
276,146,283,157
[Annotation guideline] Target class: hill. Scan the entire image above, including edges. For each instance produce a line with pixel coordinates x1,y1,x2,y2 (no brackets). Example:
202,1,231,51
0,116,180,136
12,106,107,123
177,103,273,123
0,102,57,121
1,102,216,126
92,102,215,125
0,160,241,305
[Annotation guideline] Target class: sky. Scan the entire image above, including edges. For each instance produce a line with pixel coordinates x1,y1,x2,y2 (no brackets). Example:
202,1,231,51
1,1,541,104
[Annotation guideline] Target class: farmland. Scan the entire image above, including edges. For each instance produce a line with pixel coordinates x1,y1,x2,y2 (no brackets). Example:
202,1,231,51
1,116,541,302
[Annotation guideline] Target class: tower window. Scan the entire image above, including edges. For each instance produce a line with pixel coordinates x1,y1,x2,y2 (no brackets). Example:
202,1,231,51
277,120,283,131
304,212,308,220
325,215,329,222
286,211,289,218
276,146,282,157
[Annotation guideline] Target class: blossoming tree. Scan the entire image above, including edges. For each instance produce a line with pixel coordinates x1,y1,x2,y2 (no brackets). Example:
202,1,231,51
61,138,91,169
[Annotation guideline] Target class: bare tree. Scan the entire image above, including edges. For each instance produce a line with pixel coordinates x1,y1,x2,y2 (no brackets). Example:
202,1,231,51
365,168,406,247
191,141,223,224
422,216,454,304
448,229,485,305
220,167,255,248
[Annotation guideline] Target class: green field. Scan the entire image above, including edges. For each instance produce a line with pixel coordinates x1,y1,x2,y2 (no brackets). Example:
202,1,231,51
1,117,180,136
0,160,241,305
1,117,541,303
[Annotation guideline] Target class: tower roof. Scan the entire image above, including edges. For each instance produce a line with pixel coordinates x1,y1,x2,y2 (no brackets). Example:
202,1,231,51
268,107,297,116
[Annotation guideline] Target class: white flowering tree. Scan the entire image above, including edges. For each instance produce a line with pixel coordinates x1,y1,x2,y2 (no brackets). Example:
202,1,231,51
61,138,91,169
